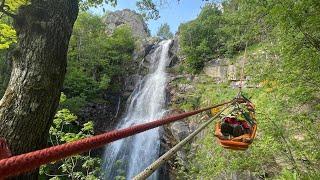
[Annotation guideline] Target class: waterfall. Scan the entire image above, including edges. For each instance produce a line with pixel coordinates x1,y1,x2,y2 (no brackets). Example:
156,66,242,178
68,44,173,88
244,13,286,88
103,40,172,180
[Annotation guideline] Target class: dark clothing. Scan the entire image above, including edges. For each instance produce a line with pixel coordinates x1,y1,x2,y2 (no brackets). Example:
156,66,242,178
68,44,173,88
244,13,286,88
221,117,251,137
224,117,251,129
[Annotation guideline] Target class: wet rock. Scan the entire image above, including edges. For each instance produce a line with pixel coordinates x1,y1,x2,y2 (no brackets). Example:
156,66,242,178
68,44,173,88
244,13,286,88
159,124,178,180
125,74,142,92
168,36,180,67
144,44,161,67
142,38,180,70
170,36,180,55
133,37,160,63
78,99,122,134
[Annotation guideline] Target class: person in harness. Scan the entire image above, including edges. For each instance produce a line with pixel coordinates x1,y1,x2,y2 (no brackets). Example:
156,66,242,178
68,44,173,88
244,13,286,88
220,99,255,138
214,94,257,150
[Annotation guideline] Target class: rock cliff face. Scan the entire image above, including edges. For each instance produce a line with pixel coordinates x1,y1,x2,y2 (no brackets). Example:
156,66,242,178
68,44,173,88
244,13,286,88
103,9,150,39
78,10,154,134
203,57,258,89
203,58,237,82
78,10,180,136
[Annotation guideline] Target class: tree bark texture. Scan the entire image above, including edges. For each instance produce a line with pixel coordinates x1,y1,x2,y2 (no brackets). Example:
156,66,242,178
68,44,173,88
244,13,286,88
0,0,79,179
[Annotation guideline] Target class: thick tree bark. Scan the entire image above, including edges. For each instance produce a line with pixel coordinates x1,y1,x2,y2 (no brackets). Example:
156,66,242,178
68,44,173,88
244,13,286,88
0,0,78,179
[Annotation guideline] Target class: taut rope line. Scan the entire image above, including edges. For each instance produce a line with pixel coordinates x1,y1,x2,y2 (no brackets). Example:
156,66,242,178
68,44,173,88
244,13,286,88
133,103,232,180
0,100,233,178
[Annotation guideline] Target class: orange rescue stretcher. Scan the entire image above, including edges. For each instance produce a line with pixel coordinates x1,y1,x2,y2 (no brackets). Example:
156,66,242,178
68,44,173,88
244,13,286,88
215,122,257,150
214,98,257,150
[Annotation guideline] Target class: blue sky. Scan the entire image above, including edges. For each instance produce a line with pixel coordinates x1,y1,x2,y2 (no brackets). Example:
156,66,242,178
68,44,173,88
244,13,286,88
91,1,210,36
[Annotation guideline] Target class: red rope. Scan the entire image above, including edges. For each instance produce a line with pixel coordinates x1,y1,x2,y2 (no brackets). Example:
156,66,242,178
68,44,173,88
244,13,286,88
0,100,232,178
0,138,11,160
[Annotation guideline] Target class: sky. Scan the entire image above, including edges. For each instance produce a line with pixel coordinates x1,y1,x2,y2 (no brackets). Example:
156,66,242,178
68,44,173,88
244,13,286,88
91,0,210,36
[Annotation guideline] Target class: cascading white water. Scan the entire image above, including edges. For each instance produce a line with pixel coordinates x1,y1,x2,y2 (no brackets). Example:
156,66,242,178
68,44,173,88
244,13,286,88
103,40,172,180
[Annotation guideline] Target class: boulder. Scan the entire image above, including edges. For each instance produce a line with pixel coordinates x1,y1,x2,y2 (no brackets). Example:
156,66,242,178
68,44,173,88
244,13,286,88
170,121,190,141
144,43,161,67
125,74,142,92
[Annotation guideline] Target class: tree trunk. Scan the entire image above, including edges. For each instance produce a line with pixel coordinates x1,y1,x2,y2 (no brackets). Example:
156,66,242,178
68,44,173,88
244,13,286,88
0,49,12,97
0,0,78,179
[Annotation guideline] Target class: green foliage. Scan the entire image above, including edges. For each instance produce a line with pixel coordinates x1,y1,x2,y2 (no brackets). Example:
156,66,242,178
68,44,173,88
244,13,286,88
136,0,159,20
156,23,173,40
61,95,87,113
50,108,94,143
0,23,16,49
176,43,320,178
0,0,28,49
64,65,99,99
276,169,298,180
114,160,126,180
179,4,224,73
80,0,117,10
64,12,135,105
4,0,29,12
40,95,101,179
174,0,320,173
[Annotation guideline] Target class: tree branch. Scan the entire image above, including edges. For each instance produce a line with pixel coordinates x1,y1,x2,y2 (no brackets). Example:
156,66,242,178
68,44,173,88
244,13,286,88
0,0,17,18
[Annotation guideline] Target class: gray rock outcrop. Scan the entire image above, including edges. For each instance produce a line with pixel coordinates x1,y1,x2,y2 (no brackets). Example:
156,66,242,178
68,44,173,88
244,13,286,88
203,58,233,82
170,121,190,141
168,35,180,67
103,9,150,39
78,9,153,135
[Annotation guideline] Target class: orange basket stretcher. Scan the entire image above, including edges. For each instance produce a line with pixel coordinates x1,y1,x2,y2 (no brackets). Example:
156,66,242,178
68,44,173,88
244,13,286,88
215,122,257,150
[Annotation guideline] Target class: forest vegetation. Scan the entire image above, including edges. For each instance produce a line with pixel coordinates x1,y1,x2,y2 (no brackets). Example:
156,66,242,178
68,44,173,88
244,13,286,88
174,0,320,179
157,23,174,40
0,0,319,179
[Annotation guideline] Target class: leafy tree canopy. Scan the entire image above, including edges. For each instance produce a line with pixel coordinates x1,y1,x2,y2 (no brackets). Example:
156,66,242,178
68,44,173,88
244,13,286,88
179,4,223,73
0,0,158,49
157,23,173,40
0,0,28,49
63,12,135,111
